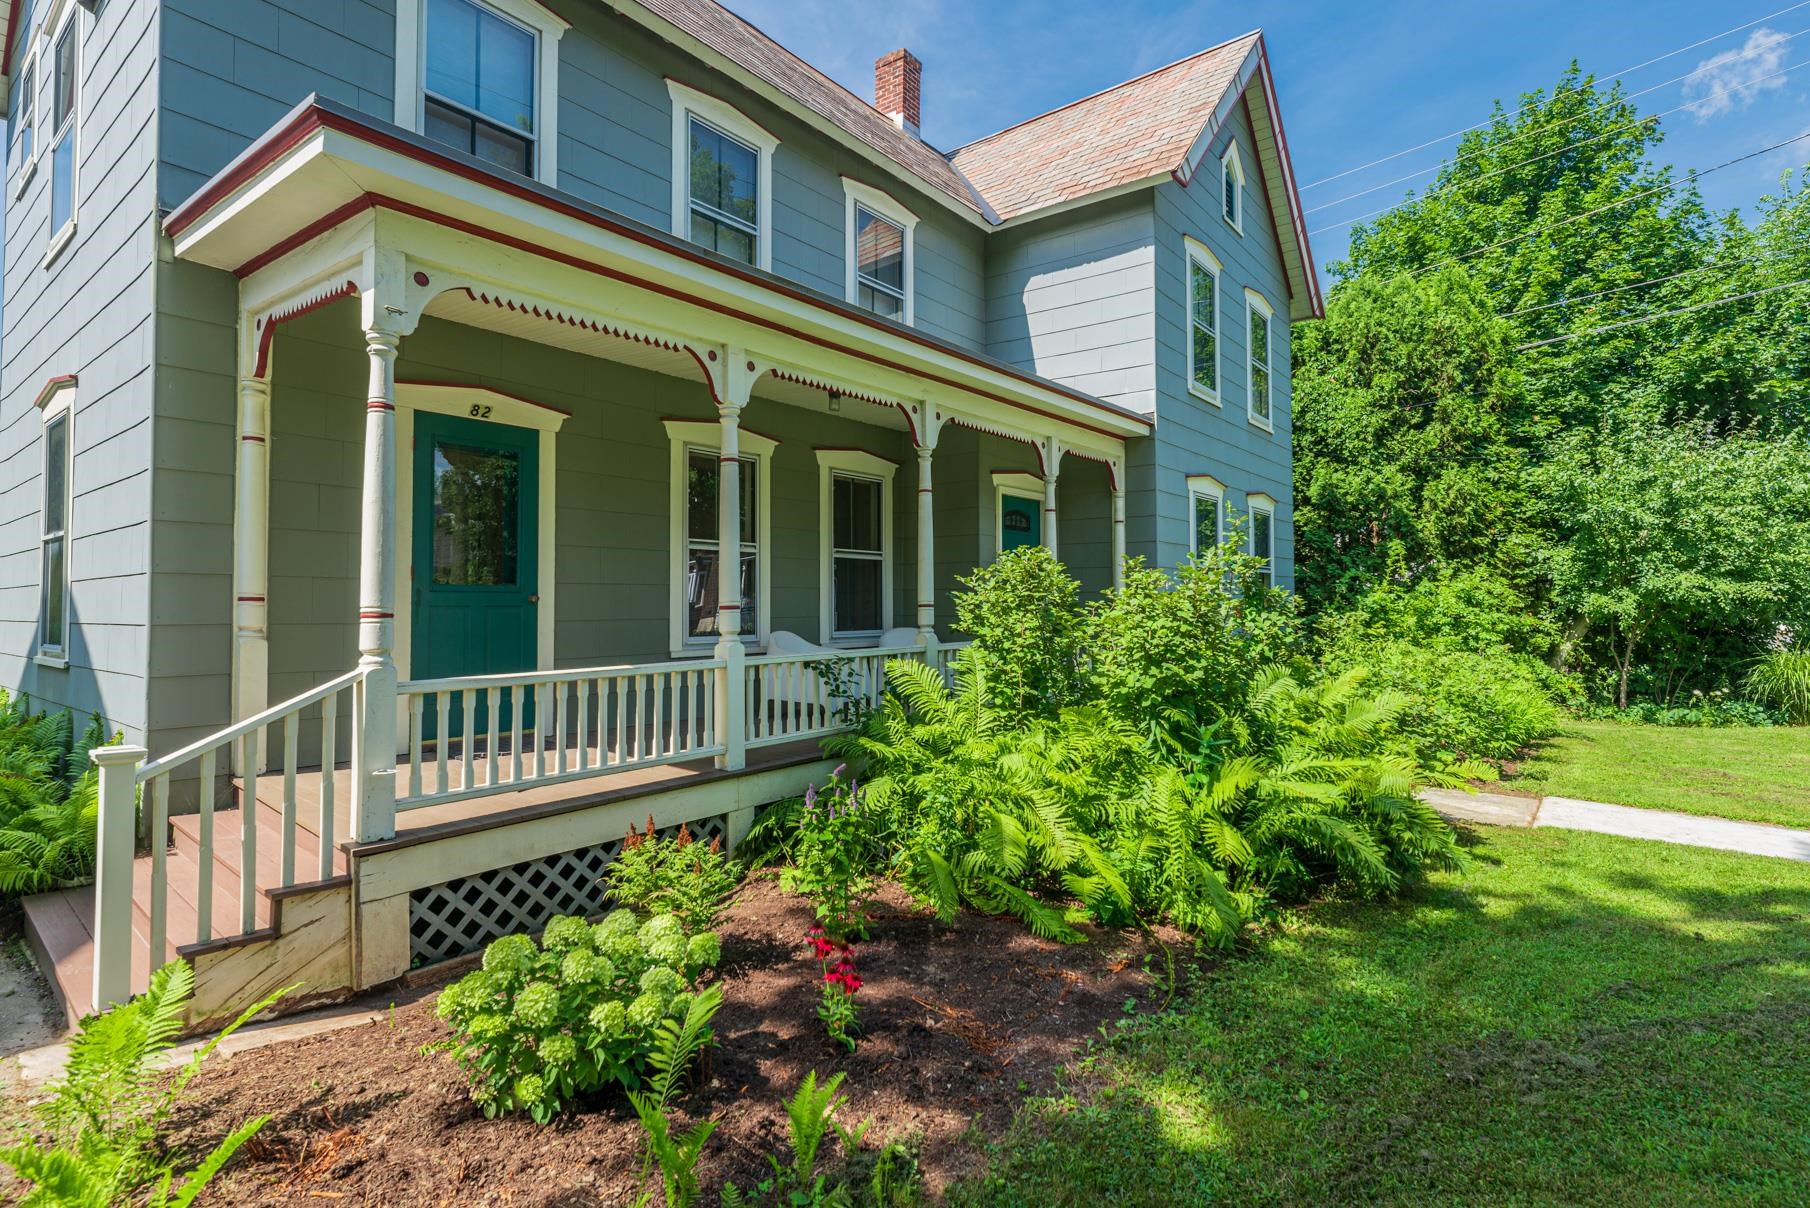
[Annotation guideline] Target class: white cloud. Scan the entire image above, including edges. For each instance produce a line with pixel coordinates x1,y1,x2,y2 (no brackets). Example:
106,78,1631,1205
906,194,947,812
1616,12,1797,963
1683,28,1792,121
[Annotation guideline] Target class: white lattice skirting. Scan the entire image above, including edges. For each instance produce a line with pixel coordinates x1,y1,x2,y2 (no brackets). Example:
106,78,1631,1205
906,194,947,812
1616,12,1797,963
407,814,731,964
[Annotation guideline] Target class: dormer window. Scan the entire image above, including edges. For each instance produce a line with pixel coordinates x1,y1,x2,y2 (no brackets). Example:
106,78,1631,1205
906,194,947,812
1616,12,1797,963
395,0,566,185
1221,141,1245,233
669,81,779,272
842,179,917,324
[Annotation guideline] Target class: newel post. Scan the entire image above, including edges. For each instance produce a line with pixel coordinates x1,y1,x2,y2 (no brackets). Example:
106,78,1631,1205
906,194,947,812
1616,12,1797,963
91,744,147,1011
353,327,401,841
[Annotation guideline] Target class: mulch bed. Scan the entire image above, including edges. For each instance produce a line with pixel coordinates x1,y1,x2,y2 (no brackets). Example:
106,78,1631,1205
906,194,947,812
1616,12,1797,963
170,875,1184,1205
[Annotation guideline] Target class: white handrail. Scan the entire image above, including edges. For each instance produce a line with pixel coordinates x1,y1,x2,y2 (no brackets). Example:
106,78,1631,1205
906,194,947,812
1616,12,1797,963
400,656,719,695
137,667,368,783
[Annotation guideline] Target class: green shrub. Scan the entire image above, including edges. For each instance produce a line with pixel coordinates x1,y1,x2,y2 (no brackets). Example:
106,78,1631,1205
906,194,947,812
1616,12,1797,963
1313,566,1556,658
1085,537,1302,739
1745,647,1810,724
434,910,722,1122
603,817,741,934
951,546,1087,719
1320,639,1566,761
723,1071,922,1207
1583,695,1783,728
1,961,286,1206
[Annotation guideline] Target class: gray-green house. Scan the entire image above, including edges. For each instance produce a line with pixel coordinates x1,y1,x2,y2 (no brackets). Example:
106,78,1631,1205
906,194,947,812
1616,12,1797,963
1,0,1320,1022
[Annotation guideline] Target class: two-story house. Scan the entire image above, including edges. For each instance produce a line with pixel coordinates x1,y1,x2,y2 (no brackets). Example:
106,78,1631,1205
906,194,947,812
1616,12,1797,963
1,0,1319,1024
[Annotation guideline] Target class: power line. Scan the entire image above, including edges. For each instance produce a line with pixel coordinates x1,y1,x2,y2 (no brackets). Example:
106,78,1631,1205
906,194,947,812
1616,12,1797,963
1304,37,1810,222
1300,0,1810,191
1406,129,1810,279
1501,253,1779,317
1514,276,1810,349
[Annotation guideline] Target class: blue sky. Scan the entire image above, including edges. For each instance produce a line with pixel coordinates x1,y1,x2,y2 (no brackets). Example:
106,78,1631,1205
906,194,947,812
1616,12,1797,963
724,0,1810,273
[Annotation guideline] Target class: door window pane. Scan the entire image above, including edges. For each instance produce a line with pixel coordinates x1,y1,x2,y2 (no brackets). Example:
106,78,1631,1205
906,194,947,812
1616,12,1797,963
1000,494,1040,551
431,440,520,586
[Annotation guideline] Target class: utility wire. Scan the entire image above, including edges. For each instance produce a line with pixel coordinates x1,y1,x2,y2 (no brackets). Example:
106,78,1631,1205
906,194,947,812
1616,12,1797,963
1405,129,1810,279
1502,253,1779,317
1300,0,1810,190
1305,38,1810,221
1515,276,1810,349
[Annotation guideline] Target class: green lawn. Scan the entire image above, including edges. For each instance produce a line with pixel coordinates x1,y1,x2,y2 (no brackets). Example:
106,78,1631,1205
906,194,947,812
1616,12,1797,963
1504,719,1810,828
954,827,1810,1207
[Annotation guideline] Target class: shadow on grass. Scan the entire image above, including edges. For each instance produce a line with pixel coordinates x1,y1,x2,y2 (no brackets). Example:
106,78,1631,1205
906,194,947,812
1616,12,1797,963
948,826,1810,1207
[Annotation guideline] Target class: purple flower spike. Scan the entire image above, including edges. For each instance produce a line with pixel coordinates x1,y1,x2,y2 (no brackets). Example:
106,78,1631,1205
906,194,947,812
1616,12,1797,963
832,764,848,781
804,784,817,812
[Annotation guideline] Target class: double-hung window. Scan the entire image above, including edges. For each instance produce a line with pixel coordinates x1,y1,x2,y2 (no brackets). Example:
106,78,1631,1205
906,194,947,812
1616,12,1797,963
47,9,77,248
1248,494,1275,588
14,50,36,190
669,81,778,272
1185,237,1221,402
1186,474,1224,557
1221,141,1245,233
665,420,775,652
423,0,537,175
1246,289,1274,430
38,381,74,662
843,180,916,323
817,450,895,641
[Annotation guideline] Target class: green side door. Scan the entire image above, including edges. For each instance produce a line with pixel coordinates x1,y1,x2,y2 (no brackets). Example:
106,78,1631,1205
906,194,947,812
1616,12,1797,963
412,412,539,742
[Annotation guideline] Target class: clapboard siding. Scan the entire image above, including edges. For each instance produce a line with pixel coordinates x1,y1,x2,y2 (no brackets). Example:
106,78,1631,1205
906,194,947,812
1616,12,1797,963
0,0,160,739
1151,95,1295,586
983,195,1157,415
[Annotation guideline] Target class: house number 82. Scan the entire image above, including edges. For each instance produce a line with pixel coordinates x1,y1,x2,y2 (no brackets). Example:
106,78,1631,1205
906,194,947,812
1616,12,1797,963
469,404,493,419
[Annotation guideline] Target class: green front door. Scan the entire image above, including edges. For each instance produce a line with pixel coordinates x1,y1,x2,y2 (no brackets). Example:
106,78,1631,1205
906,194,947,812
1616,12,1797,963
1000,492,1041,552
412,412,539,741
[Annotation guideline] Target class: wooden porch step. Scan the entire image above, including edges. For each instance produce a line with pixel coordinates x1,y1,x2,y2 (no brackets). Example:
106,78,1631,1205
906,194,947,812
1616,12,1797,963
21,883,153,1029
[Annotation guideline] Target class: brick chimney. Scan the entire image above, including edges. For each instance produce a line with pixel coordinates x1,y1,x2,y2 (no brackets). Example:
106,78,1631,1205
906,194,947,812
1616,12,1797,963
875,49,921,137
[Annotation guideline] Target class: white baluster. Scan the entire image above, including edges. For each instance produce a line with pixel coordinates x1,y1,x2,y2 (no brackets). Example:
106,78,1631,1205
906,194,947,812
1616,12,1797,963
407,695,423,800
437,692,452,796
240,730,259,934
555,679,569,776
149,776,169,963
281,715,298,887
197,749,216,945
652,672,666,759
319,691,338,881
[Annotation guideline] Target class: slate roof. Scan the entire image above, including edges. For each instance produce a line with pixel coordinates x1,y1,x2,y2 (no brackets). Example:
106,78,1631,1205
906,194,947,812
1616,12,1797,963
948,34,1261,221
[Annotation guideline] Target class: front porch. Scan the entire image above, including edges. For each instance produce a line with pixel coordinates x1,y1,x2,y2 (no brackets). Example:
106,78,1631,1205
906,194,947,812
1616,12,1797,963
39,97,1151,1024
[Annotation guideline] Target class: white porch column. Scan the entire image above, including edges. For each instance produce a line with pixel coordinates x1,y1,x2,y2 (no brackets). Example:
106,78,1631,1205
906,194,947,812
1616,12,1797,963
353,329,401,842
1041,458,1060,558
915,443,936,643
1111,483,1127,590
713,398,747,770
233,376,272,769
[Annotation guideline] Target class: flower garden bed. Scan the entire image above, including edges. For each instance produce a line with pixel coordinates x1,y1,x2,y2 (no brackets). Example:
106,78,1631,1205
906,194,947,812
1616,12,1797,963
166,875,1181,1204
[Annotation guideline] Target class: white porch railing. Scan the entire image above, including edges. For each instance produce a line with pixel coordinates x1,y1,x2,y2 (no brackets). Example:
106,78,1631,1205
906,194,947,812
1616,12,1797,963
86,639,975,1012
396,660,723,811
87,667,368,1011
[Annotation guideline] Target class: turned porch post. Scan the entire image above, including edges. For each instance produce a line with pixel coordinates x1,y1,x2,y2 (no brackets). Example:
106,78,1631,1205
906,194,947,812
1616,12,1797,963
1041,451,1060,558
233,377,271,733
353,328,401,841
713,395,747,770
1111,482,1127,590
915,442,937,645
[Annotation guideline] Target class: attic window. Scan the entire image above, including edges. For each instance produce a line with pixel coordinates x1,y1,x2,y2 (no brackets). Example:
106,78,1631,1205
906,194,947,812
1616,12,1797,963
668,81,779,272
1221,141,1245,234
843,179,917,324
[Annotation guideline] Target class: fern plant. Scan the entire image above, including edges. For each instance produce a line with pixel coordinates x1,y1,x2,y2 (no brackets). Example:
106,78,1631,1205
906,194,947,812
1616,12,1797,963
722,1070,920,1207
828,654,1141,941
0,696,114,899
1746,647,1810,724
628,985,724,1208
0,961,288,1206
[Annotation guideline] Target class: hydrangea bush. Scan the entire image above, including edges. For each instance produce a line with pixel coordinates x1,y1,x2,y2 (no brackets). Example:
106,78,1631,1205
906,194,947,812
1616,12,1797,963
434,910,722,1123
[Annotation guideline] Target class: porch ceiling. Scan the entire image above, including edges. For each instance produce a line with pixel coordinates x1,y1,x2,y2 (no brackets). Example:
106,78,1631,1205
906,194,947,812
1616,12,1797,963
165,96,1148,456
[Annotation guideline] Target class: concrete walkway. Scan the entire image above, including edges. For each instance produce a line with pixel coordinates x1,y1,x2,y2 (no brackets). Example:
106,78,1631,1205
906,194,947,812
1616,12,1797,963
1421,787,1810,863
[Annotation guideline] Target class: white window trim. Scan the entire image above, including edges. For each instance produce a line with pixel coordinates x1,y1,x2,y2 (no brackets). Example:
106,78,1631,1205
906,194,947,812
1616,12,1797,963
1246,491,1276,587
842,178,917,326
1220,141,1245,235
668,79,779,273
1184,236,1222,406
991,470,1044,556
664,418,777,656
393,0,567,187
1245,288,1275,432
392,382,567,684
816,448,896,644
13,39,39,200
36,378,75,668
40,0,80,267
1186,473,1224,557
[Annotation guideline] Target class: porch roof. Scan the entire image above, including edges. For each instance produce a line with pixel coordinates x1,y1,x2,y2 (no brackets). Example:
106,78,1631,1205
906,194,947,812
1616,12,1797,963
163,96,1151,448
